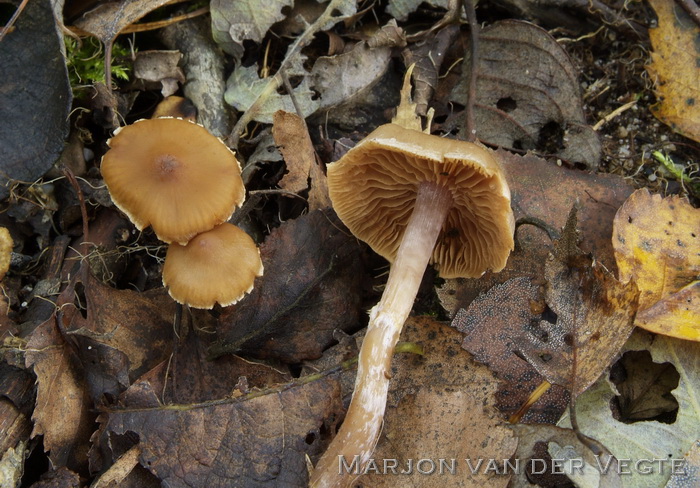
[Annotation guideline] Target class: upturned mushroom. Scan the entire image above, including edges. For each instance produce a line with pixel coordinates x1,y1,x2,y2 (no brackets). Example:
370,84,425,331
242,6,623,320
162,223,263,309
100,117,244,245
311,123,514,487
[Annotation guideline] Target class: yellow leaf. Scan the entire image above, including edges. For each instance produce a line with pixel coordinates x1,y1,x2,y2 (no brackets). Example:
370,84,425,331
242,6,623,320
613,189,700,340
646,0,700,142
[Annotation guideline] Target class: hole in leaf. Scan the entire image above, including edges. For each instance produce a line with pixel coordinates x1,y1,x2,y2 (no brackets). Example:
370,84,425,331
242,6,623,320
609,350,680,424
536,121,564,154
496,96,517,113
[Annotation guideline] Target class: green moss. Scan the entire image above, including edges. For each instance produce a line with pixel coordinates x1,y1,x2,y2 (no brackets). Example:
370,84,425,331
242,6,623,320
65,37,132,89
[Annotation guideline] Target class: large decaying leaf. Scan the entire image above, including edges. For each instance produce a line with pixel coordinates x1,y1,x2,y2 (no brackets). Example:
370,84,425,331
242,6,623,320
25,316,94,470
613,189,700,340
211,209,368,362
103,376,343,487
449,21,601,169
517,209,639,397
559,330,700,488
356,318,517,487
0,0,71,200
646,0,700,142
74,0,174,44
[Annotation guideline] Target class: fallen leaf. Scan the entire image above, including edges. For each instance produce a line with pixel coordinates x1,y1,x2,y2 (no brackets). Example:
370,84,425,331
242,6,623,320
310,41,392,113
437,149,634,317
0,0,71,200
666,440,700,488
272,111,331,210
225,57,320,123
101,375,343,487
210,0,292,60
356,317,518,487
451,278,570,423
60,273,176,405
559,330,700,488
211,209,369,362
516,208,639,397
646,0,700,142
510,423,622,488
74,0,174,46
25,314,94,471
402,24,460,116
132,50,185,97
449,20,601,169
613,189,700,340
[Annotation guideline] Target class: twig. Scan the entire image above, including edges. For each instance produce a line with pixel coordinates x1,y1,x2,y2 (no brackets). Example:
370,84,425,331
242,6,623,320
226,0,351,148
676,0,700,29
463,0,479,142
0,0,28,42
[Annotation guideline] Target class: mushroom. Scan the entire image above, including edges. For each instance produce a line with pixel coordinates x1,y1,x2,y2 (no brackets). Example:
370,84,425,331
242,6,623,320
311,123,514,487
152,96,197,121
101,118,244,244
162,223,263,309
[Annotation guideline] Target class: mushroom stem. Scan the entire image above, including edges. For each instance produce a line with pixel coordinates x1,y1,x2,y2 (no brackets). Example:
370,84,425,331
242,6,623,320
311,181,453,488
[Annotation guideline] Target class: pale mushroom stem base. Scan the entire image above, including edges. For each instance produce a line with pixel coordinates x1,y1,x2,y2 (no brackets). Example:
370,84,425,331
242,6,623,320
311,181,453,488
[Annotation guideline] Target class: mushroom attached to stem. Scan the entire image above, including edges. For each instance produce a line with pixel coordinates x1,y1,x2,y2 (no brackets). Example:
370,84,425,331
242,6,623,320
311,123,514,488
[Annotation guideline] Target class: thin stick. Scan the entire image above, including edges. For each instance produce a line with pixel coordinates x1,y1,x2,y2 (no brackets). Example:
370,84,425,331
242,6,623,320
0,0,28,42
464,0,479,142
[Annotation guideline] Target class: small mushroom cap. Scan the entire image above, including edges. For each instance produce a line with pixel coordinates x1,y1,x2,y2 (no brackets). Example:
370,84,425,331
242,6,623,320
328,123,515,279
101,118,244,244
162,223,263,309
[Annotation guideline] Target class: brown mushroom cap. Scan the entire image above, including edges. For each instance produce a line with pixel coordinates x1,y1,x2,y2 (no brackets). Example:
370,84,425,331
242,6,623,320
328,123,515,279
162,223,263,309
101,118,244,244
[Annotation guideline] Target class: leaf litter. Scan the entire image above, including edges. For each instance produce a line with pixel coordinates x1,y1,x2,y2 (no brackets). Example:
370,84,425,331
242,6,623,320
1,1,699,487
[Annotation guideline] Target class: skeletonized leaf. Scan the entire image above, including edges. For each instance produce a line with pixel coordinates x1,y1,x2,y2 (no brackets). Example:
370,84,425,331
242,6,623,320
559,330,700,488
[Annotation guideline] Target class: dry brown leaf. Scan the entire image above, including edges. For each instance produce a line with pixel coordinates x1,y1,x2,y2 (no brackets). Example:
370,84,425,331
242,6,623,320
516,209,640,397
646,0,700,142
437,149,634,317
449,20,601,169
451,278,570,423
102,375,343,487
613,189,700,340
355,317,517,487
272,110,331,210
212,209,369,362
273,110,313,194
401,25,459,116
74,0,177,44
25,315,94,471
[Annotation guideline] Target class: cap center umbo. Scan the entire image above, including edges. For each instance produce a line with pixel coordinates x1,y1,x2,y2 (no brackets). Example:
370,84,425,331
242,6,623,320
154,154,181,180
